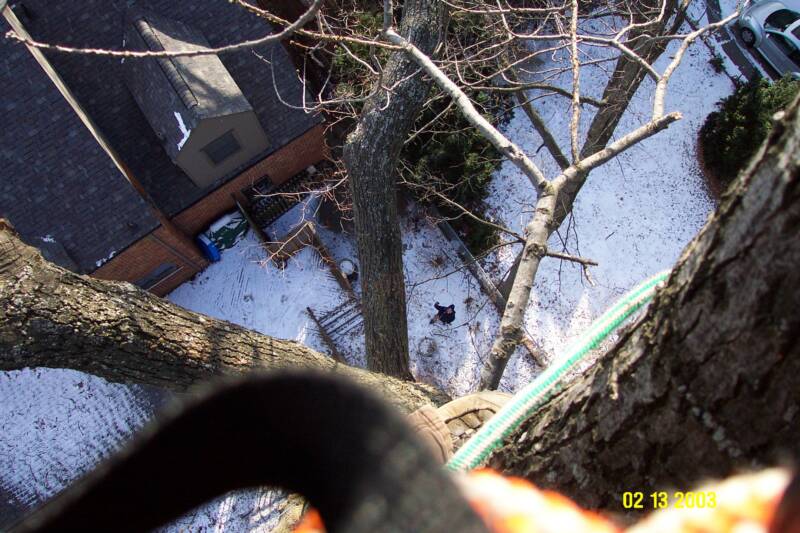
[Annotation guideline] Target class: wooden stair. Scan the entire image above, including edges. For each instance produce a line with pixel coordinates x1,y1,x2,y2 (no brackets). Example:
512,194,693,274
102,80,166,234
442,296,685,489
306,297,363,360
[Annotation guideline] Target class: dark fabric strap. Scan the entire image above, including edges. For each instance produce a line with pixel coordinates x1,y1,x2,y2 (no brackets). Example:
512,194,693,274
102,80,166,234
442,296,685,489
11,371,488,533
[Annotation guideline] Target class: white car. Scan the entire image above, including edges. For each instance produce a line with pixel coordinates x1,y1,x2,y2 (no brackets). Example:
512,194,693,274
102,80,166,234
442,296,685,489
738,0,800,78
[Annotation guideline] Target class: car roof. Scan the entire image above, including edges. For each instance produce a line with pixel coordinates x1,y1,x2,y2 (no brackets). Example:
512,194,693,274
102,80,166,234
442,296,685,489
789,18,800,37
747,0,800,20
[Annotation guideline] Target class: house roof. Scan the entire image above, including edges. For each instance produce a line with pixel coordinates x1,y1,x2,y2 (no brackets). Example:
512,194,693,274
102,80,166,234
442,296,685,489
123,8,254,161
0,0,320,273
0,19,160,274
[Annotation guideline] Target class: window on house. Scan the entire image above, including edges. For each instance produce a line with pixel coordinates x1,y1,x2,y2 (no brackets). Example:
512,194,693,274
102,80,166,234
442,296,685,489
202,130,242,166
134,263,180,290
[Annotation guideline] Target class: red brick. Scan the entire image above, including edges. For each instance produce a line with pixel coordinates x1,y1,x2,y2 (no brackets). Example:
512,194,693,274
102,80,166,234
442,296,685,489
91,125,327,297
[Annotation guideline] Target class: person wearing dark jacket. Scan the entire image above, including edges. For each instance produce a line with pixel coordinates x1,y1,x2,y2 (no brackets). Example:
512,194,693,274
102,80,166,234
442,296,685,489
432,302,456,325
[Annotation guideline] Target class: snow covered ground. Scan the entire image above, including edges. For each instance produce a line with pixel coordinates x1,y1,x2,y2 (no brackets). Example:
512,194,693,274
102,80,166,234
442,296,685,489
169,235,343,359
0,370,155,509
332,202,501,397
0,11,737,531
168,196,501,398
483,21,734,389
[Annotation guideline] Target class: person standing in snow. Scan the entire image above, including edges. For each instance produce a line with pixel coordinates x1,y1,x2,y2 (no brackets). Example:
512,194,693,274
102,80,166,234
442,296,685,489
431,302,456,325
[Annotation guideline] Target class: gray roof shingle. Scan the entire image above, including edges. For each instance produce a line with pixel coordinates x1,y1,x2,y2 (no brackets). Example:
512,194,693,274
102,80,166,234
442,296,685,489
123,8,254,161
0,18,159,274
1,0,321,273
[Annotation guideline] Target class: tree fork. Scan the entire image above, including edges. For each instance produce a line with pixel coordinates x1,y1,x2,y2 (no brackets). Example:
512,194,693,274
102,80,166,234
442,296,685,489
490,97,800,508
0,221,449,412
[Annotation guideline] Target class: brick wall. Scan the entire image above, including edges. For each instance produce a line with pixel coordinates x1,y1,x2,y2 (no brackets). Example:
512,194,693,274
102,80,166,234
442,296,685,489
90,124,328,296
171,124,328,237
92,225,209,296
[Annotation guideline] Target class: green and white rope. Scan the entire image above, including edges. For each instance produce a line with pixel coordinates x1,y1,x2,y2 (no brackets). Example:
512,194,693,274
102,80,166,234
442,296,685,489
447,270,670,472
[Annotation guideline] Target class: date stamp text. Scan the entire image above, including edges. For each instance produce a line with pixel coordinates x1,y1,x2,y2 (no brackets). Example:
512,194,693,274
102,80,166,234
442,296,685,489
621,491,717,510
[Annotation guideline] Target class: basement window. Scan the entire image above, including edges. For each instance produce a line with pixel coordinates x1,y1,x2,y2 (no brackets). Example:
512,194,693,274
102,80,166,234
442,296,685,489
202,130,242,166
134,263,180,290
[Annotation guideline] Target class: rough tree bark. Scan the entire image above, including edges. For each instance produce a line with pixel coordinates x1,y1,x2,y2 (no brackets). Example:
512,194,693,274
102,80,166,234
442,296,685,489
342,0,445,379
490,97,800,507
0,222,449,412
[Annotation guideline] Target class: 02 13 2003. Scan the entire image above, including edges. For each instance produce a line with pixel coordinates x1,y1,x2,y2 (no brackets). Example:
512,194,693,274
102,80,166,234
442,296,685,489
621,491,717,509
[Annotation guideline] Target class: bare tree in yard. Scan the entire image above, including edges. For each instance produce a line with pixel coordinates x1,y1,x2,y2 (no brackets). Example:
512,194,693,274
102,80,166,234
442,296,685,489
342,0,445,379
3,99,800,525
2,97,799,520
276,0,731,388
375,0,738,389
491,95,800,508
2,0,800,518
246,0,739,389
221,0,711,385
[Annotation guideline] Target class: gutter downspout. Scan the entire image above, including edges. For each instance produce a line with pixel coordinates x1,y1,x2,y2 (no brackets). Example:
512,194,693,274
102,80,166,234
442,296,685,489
2,4,205,271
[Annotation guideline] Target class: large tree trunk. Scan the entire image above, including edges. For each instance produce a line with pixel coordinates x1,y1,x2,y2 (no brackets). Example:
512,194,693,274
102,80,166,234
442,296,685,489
342,0,445,380
0,221,449,412
491,97,800,507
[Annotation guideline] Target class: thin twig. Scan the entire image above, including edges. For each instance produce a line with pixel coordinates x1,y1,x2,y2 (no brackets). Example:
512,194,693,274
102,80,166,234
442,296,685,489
4,0,325,58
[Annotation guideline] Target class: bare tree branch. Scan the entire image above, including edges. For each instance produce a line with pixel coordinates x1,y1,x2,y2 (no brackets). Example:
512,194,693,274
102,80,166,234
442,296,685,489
4,0,325,57
569,0,581,162
385,28,549,192
545,250,597,266
474,82,605,107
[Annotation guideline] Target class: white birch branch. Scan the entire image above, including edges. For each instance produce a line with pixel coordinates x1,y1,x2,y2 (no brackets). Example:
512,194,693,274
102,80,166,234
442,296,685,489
654,12,738,117
569,0,581,162
384,28,549,192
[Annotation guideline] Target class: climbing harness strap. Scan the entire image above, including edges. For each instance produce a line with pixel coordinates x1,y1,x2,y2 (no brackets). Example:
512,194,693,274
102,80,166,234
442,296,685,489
447,270,670,472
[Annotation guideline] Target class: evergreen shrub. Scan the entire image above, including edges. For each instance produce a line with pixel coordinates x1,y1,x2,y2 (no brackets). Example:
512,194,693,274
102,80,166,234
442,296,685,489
700,76,799,187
